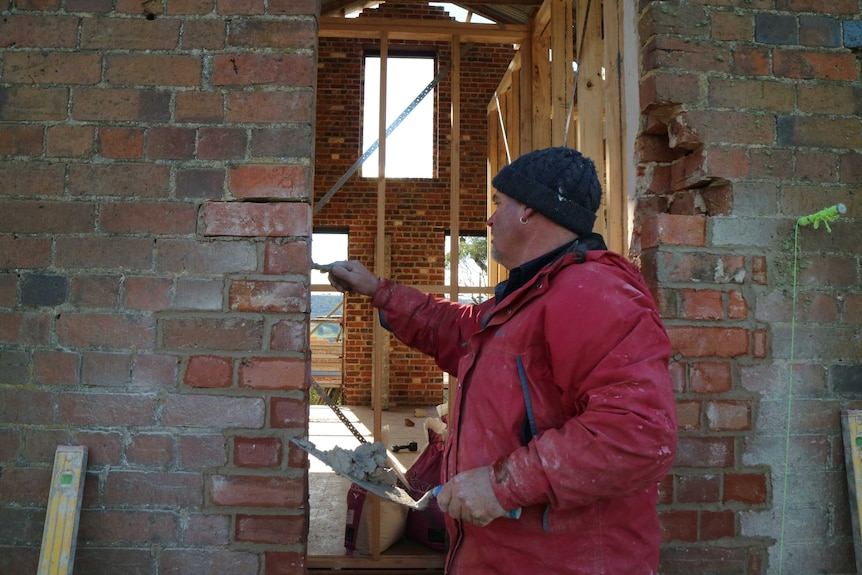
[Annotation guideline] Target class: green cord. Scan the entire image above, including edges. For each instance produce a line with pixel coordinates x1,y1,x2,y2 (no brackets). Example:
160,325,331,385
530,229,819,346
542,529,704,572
778,203,844,573
778,222,800,574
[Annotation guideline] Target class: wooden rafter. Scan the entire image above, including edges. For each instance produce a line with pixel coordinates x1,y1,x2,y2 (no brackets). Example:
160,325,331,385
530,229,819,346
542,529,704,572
319,17,528,43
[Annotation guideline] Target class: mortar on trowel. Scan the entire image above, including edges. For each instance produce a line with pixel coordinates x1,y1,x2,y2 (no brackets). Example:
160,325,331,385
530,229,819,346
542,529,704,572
290,437,435,510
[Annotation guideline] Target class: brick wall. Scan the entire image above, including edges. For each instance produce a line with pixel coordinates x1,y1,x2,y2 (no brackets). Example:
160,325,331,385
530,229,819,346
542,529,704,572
314,3,516,406
635,2,862,573
0,2,317,573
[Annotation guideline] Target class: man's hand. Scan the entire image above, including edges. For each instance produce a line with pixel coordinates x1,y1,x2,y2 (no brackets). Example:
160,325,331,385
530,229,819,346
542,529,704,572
436,466,508,527
327,260,380,297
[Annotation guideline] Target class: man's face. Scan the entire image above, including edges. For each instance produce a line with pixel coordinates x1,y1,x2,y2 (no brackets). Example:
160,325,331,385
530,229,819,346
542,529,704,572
487,191,526,270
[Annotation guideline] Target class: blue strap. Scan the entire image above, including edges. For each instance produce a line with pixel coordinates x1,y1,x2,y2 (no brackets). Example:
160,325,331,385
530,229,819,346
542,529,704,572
516,356,550,531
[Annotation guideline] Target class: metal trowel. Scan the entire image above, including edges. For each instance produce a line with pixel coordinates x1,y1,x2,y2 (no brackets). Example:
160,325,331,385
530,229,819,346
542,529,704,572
290,437,425,509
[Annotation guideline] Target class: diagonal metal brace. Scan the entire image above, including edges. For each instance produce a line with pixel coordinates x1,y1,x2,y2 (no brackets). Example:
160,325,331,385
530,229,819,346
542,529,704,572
314,44,475,216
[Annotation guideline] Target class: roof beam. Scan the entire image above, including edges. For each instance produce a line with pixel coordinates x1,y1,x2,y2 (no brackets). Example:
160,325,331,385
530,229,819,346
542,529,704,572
319,17,528,43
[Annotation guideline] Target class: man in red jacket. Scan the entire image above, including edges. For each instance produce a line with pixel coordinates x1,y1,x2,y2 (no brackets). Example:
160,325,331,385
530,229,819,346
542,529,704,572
327,146,678,574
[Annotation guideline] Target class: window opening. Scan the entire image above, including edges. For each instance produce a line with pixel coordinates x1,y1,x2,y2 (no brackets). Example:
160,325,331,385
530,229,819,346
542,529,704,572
444,233,490,305
362,54,435,178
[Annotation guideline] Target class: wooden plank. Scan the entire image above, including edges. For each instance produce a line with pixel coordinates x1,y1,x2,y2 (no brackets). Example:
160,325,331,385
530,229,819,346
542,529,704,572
550,0,573,147
38,446,88,575
530,20,552,149
603,0,627,254
320,18,528,44
576,0,606,240
842,410,862,574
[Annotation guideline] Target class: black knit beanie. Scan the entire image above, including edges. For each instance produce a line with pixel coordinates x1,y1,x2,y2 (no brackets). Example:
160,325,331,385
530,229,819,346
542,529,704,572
491,147,602,236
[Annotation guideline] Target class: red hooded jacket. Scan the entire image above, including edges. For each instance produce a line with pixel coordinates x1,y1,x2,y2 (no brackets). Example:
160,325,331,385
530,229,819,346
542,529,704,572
372,249,678,574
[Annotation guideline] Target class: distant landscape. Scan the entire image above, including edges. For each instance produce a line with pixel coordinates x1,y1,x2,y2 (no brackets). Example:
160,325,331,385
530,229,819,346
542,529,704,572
311,293,343,342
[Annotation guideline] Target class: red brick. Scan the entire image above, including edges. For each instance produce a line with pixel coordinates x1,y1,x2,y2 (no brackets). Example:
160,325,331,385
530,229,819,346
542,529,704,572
59,393,156,426
752,256,767,284
0,200,94,234
127,433,174,466
132,353,178,387
198,128,247,159
239,357,306,391
0,88,67,122
178,435,228,468
226,91,314,123
228,20,316,51
21,429,72,463
0,163,65,197
706,400,751,431
99,202,197,235
218,0,265,15
671,149,707,191
270,319,307,352
81,351,131,387
799,292,838,323
213,54,313,86
160,316,263,352
33,349,79,385
0,125,42,156
0,238,48,269
264,551,306,575
175,277,222,310
710,10,753,41
124,277,172,310
236,514,303,544
0,467,53,503
708,78,794,113
732,45,770,76
79,510,177,543
640,71,702,111
796,150,838,182
264,239,310,274
0,428,21,461
155,238,257,274
690,361,732,394
209,474,304,508
799,84,861,115
105,54,201,86
99,127,145,159
185,355,233,388
750,148,795,179
0,312,51,346
774,50,857,81
682,289,723,320
675,436,735,468
657,475,674,505
270,397,308,429
203,202,310,237
700,510,735,540
147,127,196,159
81,18,180,50
667,326,749,358
640,214,706,249
234,436,283,468
683,109,775,145
69,163,170,197
752,329,768,359
727,289,747,320
161,394,264,428
159,550,258,574
180,20,227,49
176,91,225,122
0,273,14,307
724,473,767,504
229,164,309,200
72,88,170,123
57,313,155,349
677,473,720,504
705,146,751,179
676,400,701,431
229,280,308,313
660,510,699,543
267,0,315,13
0,15,79,48
46,125,95,158
3,52,101,84
77,432,123,466
182,513,231,545
70,274,120,309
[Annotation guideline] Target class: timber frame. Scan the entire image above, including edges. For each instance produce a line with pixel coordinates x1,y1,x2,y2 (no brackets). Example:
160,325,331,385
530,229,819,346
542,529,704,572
311,0,632,569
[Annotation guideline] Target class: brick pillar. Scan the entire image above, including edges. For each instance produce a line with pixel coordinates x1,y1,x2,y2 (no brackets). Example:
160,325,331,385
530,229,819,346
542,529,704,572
0,2,319,573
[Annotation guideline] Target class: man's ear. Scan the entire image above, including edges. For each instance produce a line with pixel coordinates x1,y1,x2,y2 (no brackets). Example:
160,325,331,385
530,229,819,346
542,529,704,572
522,206,537,219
